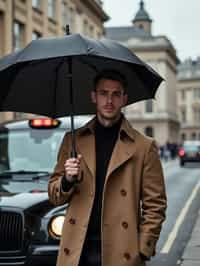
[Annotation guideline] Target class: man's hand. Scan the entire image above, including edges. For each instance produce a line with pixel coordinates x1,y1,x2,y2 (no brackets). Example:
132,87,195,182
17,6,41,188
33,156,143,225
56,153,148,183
64,154,82,182
140,253,150,261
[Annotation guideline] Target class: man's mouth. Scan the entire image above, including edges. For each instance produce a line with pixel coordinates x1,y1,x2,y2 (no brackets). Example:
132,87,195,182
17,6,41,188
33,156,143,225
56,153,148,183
104,106,114,111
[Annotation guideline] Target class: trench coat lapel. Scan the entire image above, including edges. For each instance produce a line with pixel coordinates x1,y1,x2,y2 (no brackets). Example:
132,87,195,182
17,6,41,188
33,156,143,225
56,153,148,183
76,118,96,178
106,135,136,181
106,118,136,181
76,116,136,181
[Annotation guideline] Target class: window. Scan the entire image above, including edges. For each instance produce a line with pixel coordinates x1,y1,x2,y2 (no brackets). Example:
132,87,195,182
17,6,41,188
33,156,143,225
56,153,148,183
89,25,94,37
181,133,186,141
145,126,154,137
191,132,196,140
181,90,185,100
83,19,89,36
181,109,186,123
61,1,68,27
48,0,55,19
13,21,24,51
32,0,41,9
145,100,153,113
138,24,144,30
194,108,200,122
62,6,75,33
32,31,41,40
0,128,65,173
194,88,200,99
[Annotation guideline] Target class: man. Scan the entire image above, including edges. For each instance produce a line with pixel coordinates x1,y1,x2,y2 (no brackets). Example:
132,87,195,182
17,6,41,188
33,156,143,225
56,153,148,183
48,70,167,266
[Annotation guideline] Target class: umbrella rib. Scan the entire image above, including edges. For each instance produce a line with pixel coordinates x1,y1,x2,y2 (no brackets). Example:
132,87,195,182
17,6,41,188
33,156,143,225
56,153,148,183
0,62,29,110
52,59,65,118
78,56,99,73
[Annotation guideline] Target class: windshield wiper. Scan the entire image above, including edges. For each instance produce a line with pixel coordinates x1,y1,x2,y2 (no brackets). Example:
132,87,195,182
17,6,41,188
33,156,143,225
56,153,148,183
0,170,50,179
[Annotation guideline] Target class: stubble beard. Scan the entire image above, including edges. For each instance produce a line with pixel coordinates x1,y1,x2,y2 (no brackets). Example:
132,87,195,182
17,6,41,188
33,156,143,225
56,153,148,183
97,108,121,126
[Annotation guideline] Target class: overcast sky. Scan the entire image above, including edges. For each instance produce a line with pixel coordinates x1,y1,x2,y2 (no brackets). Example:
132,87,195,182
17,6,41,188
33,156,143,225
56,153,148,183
103,0,200,62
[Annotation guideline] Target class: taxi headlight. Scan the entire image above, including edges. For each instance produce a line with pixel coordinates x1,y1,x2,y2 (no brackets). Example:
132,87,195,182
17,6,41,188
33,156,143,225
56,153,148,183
49,215,65,238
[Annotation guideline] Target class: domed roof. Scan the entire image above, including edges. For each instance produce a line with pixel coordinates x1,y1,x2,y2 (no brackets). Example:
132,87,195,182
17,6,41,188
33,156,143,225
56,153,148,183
133,0,152,22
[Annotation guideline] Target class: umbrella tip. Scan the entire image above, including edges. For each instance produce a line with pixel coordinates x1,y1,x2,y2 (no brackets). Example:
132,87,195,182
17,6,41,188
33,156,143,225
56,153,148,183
66,25,70,35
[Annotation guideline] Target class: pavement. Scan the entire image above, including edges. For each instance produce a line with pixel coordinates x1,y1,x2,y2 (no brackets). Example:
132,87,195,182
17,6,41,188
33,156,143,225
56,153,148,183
180,209,200,266
161,158,200,266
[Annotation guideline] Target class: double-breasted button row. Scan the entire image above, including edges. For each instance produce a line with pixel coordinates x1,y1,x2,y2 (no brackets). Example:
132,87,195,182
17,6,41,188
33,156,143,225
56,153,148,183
124,252,131,260
120,189,127,196
122,221,128,229
64,247,70,255
147,240,151,247
75,187,80,194
69,218,76,225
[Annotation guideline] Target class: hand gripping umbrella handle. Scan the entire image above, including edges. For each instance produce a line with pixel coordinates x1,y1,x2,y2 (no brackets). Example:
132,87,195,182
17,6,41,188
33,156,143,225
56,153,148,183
70,150,83,184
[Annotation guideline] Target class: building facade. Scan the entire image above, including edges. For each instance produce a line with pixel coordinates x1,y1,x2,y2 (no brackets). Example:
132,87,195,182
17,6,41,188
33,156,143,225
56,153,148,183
0,0,108,122
106,0,180,146
177,58,200,142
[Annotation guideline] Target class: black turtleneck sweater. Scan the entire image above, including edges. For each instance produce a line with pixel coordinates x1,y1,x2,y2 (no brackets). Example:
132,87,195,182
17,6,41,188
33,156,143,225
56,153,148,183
85,116,122,244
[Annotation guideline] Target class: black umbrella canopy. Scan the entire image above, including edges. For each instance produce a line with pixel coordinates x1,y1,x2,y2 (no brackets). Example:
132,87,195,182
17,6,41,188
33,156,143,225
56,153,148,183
0,33,163,118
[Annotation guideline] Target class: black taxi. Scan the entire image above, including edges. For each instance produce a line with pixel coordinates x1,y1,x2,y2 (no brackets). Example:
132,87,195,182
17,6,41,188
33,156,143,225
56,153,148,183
0,115,92,265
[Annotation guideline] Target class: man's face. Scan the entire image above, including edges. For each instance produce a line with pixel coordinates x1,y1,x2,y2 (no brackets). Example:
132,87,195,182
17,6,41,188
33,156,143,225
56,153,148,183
91,78,128,121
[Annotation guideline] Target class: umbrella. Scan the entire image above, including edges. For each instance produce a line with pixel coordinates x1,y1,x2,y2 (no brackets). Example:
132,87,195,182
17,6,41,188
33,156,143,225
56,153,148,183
0,27,163,157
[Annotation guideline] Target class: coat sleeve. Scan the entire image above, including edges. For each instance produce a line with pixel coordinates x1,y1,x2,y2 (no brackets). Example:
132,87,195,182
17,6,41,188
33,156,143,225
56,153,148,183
48,133,75,206
139,140,167,258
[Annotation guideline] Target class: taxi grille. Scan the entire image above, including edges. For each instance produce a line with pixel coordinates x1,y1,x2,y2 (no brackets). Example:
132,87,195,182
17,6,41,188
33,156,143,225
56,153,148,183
0,209,24,252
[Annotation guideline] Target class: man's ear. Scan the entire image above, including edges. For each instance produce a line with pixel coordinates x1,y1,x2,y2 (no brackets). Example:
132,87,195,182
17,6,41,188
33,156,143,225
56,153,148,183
91,91,97,103
123,94,128,106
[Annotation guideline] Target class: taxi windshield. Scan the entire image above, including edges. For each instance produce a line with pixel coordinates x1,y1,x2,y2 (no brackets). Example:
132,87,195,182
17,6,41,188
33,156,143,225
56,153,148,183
183,144,200,152
0,128,65,174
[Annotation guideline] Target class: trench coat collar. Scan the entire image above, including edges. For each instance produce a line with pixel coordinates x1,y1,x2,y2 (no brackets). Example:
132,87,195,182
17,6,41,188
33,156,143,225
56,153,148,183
76,114,136,179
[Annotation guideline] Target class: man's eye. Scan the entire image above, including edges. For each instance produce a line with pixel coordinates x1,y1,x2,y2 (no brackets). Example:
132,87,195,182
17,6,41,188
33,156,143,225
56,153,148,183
99,91,107,96
113,92,122,97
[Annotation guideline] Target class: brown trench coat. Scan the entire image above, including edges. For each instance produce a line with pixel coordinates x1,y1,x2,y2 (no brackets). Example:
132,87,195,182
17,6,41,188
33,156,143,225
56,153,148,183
48,116,167,266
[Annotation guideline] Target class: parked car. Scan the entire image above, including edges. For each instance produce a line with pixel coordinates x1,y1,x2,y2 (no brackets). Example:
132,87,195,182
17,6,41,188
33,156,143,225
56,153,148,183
178,140,200,167
0,115,92,265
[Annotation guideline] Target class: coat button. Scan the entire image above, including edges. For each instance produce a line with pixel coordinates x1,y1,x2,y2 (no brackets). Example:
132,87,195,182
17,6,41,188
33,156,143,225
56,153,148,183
69,218,76,225
75,187,80,194
122,221,128,229
147,240,151,247
120,189,127,196
124,252,131,260
64,248,70,255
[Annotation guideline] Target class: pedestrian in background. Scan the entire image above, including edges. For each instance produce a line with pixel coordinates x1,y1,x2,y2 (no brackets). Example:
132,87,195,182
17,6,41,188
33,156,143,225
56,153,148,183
48,70,167,266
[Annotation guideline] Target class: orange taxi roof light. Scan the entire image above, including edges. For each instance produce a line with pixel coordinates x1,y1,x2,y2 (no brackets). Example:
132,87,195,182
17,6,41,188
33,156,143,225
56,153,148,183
29,118,60,129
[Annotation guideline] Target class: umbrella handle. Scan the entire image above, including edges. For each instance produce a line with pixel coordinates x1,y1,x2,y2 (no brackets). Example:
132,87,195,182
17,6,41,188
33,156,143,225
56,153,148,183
70,150,83,183
71,149,77,158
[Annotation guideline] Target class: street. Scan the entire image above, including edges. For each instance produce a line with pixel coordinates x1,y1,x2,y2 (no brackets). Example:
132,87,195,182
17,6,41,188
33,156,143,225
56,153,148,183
147,159,200,266
34,159,200,266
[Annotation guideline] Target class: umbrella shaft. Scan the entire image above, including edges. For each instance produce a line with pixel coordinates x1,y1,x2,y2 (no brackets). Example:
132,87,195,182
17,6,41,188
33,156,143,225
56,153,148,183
68,56,77,158
70,113,77,158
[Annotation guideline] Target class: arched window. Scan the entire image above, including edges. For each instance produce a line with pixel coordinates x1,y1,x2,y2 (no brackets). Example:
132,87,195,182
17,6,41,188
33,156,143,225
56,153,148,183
181,133,186,141
145,126,154,137
139,24,144,30
191,132,196,140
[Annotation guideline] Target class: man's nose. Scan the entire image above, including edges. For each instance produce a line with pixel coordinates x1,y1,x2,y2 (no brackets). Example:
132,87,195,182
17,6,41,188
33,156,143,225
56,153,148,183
107,94,113,103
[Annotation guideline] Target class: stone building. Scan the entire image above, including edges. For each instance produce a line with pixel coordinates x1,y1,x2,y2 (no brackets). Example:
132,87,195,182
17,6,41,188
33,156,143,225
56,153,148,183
106,0,180,146
0,0,108,121
177,58,200,142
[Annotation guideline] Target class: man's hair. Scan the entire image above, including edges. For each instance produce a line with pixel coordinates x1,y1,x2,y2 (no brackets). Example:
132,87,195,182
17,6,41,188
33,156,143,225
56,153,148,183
93,69,127,92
